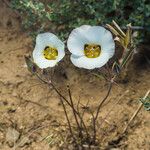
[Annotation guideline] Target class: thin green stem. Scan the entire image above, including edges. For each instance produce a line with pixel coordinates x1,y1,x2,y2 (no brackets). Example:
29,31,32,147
93,82,113,143
35,73,90,141
59,97,76,142
67,86,82,138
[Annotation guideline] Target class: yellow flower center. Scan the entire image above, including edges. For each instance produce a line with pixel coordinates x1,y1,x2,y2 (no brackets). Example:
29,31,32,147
84,44,101,58
43,46,58,60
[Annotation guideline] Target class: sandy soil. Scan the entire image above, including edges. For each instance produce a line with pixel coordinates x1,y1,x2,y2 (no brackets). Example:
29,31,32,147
0,2,150,150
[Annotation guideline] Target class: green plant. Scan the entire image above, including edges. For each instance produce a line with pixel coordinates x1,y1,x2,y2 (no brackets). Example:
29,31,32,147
24,20,136,149
140,96,150,111
11,0,150,42
11,0,52,37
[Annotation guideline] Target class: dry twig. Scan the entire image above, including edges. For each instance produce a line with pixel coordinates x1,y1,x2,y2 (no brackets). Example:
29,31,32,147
123,90,150,134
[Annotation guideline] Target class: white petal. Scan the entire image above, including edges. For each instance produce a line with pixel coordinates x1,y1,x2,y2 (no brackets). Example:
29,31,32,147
33,32,65,68
36,32,63,48
67,25,115,58
70,52,110,70
33,49,57,68
83,26,107,43
101,42,115,58
100,30,115,57
42,33,65,61
36,32,65,61
56,44,65,61
67,25,91,56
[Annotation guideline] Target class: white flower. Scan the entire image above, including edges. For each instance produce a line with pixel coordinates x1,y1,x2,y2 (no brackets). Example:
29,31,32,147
33,32,65,69
67,25,115,69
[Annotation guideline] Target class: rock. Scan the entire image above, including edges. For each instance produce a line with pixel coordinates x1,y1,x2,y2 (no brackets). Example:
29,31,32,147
18,136,31,147
6,127,20,147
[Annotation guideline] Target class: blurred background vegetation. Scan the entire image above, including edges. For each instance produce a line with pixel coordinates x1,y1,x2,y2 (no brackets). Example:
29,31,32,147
11,0,150,43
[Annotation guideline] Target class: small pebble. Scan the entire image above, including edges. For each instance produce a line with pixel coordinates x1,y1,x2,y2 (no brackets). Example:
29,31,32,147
6,127,20,147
